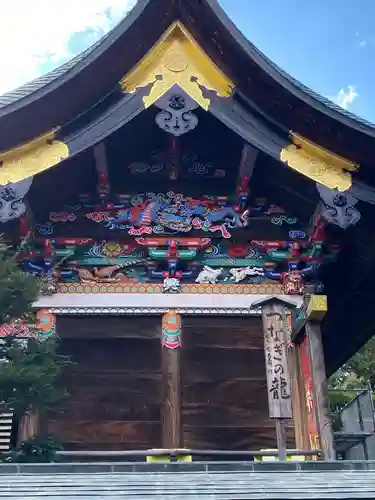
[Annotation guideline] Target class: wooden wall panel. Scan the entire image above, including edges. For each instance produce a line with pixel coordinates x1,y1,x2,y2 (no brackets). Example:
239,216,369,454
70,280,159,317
46,422,159,451
181,316,295,451
184,425,296,451
56,315,160,339
45,317,162,451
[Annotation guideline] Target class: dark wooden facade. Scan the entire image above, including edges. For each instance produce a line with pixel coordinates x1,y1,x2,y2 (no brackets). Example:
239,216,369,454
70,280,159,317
2,0,375,458
43,315,295,451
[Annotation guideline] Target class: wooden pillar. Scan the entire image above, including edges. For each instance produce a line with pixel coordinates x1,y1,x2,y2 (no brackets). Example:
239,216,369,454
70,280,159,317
17,410,40,446
291,294,334,460
161,312,182,449
256,298,293,460
17,310,57,445
307,320,335,460
289,346,310,451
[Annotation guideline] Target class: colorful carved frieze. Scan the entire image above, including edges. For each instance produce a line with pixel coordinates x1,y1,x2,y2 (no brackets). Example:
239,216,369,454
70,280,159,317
13,193,341,295
35,192,306,241
17,231,339,295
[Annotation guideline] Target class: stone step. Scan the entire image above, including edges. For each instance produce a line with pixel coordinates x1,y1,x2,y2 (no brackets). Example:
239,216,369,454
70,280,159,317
0,471,374,498
0,462,375,499
0,412,13,452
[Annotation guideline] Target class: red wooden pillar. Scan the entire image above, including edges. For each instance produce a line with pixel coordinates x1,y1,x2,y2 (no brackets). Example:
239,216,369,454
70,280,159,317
161,312,182,448
292,294,334,460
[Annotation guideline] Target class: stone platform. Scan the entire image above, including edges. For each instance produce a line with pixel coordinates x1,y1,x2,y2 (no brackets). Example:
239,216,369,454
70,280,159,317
0,461,375,499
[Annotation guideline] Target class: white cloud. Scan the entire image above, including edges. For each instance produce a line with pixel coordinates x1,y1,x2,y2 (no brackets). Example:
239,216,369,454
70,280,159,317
332,86,359,110
0,0,136,95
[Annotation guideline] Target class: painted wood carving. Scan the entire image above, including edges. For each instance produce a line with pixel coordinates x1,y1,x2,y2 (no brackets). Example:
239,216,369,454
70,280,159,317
35,193,306,239
162,312,182,349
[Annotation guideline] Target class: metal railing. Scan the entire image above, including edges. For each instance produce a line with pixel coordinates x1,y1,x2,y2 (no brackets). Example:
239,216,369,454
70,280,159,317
56,448,322,460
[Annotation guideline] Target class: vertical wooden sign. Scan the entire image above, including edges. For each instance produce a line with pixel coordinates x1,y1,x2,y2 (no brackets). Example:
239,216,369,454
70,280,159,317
262,302,292,420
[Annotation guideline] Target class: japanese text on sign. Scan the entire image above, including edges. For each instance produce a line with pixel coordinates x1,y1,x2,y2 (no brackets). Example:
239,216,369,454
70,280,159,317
263,306,292,419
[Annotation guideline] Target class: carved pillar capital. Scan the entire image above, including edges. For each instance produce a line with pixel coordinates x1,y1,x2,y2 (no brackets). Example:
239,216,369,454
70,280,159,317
162,311,182,349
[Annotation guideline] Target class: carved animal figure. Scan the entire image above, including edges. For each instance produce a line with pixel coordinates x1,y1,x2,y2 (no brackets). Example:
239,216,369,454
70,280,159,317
109,200,161,227
77,268,99,282
77,265,133,283
229,266,265,283
93,265,125,279
195,266,223,284
191,206,248,228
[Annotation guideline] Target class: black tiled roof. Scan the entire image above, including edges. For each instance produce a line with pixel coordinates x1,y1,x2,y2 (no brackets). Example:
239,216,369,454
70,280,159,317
0,32,112,108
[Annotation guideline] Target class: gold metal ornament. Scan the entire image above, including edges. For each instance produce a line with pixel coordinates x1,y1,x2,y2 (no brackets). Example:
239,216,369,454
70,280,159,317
120,22,234,110
0,131,69,184
280,133,358,191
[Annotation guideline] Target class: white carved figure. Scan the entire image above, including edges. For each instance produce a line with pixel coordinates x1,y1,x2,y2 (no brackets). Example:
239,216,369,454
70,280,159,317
0,177,33,223
195,266,223,284
228,266,265,283
155,87,199,137
316,184,361,229
163,277,180,293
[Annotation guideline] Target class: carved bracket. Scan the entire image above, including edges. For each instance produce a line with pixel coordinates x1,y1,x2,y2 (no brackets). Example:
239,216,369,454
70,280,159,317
316,184,361,229
0,177,33,223
155,88,199,136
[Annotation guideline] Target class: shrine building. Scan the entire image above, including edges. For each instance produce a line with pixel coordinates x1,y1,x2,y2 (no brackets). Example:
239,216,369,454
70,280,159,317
1,0,375,460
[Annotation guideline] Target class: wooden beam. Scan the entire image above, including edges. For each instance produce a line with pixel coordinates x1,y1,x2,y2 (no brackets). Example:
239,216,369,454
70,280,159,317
161,312,182,448
239,143,258,179
236,144,258,209
93,142,110,199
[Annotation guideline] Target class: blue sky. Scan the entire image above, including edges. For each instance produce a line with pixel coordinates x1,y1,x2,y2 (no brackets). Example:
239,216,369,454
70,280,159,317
0,0,373,122
220,0,375,121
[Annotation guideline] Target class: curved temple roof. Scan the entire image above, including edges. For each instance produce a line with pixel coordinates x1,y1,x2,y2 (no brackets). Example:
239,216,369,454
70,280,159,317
2,0,373,131
0,0,374,168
